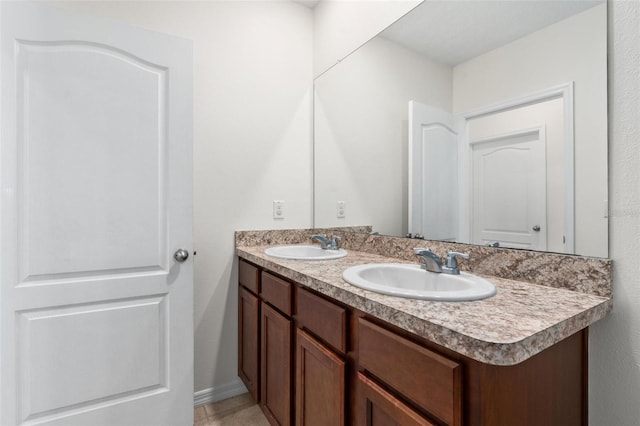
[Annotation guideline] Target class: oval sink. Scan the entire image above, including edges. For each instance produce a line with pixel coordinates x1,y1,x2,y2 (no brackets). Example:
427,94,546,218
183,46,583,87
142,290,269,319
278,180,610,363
264,245,347,260
342,263,496,301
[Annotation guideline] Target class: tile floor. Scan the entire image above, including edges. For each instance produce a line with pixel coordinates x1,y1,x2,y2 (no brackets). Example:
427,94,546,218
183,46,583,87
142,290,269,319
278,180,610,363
194,393,269,426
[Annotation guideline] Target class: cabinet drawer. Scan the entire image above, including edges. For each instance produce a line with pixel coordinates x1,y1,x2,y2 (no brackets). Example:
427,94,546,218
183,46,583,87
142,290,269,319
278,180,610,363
261,272,292,316
296,287,347,354
358,319,462,426
239,260,260,294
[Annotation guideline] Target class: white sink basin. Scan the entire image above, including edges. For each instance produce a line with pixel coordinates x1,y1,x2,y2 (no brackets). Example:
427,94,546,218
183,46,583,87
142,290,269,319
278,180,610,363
342,263,496,301
264,245,347,260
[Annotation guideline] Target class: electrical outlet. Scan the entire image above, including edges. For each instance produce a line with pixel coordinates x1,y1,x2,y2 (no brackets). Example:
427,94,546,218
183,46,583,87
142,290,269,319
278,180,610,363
273,200,285,220
337,201,346,218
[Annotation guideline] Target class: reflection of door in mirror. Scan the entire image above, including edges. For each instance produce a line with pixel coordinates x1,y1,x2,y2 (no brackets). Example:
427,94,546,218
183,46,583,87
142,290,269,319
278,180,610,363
471,128,547,251
408,101,461,241
467,97,566,252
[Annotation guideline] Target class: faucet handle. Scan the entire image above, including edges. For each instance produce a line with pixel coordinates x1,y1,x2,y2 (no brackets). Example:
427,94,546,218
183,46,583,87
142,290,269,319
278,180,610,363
445,251,469,267
331,235,342,250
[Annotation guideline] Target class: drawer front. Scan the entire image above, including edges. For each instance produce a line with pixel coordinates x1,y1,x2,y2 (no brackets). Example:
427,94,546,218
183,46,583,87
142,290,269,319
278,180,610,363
358,319,462,426
296,287,347,354
239,260,260,294
261,272,292,316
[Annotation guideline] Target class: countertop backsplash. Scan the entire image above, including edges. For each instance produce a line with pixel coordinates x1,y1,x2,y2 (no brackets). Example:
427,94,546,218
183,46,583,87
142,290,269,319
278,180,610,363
235,227,612,298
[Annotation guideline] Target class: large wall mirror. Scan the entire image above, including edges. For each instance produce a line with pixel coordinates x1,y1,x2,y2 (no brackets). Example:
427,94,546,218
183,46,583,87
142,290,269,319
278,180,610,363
314,0,608,257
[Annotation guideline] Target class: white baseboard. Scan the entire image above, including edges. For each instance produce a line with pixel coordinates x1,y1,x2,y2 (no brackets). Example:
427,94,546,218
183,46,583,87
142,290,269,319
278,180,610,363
193,378,248,407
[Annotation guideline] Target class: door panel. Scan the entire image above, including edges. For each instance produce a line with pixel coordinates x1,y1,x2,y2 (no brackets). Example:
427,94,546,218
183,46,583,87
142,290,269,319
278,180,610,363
18,40,167,280
408,101,460,241
471,129,546,250
16,41,167,281
18,296,167,421
1,3,193,425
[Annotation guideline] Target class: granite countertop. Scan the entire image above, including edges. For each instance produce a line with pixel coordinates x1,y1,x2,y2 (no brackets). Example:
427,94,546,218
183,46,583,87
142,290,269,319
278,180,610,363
237,245,612,366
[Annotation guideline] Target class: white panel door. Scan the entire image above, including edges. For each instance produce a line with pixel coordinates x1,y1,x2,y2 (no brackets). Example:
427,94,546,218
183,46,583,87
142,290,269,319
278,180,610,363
1,3,193,425
408,101,461,240
471,129,546,250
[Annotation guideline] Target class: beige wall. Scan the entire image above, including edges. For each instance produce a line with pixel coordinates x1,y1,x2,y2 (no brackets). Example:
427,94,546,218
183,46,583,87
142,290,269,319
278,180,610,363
589,1,640,424
453,4,608,257
53,0,314,398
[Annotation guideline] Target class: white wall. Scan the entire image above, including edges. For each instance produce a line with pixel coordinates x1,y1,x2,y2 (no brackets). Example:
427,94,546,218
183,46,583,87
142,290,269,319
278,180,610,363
313,0,421,77
590,1,640,424
314,35,452,236
453,4,607,257
52,1,314,397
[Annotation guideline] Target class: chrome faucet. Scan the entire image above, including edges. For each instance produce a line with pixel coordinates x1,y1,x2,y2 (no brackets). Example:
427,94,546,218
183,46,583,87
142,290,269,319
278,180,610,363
441,251,470,275
311,234,341,250
414,248,442,273
414,248,470,275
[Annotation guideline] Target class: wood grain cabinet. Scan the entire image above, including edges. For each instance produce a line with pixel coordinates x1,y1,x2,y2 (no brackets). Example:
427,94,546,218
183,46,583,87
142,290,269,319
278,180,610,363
295,329,345,426
294,287,348,426
260,272,293,426
261,303,292,426
357,373,436,426
238,258,588,426
238,286,260,402
238,261,293,426
357,318,462,426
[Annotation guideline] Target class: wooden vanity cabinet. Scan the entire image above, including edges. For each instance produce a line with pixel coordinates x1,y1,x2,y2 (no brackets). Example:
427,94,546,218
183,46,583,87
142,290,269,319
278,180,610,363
238,259,588,426
294,287,348,426
238,260,293,426
261,272,293,426
357,318,462,426
261,302,292,426
295,328,346,426
238,261,260,402
357,372,436,426
238,286,260,402
355,316,587,426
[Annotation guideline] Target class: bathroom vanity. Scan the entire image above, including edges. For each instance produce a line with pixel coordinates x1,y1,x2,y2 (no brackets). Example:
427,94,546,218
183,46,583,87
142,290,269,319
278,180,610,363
236,230,612,426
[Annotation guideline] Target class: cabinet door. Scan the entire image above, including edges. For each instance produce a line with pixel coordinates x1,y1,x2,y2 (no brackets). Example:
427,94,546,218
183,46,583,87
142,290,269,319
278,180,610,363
238,286,260,402
262,303,292,426
357,373,436,426
295,329,345,426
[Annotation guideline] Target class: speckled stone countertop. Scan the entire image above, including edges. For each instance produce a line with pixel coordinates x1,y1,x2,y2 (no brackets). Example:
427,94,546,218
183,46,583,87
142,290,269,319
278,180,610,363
236,231,612,366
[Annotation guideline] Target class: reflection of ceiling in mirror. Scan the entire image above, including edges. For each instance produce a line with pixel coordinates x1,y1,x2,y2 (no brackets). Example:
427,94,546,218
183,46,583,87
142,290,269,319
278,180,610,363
380,0,603,65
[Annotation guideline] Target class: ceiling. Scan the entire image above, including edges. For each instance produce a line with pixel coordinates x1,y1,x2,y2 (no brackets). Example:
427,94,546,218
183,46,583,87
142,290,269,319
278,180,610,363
379,0,604,65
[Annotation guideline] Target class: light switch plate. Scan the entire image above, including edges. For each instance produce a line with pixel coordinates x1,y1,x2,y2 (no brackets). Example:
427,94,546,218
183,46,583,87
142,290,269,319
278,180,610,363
337,201,346,218
273,200,285,220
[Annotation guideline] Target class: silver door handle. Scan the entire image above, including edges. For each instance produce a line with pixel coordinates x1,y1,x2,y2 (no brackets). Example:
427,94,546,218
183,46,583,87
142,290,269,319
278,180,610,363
532,225,541,232
174,249,189,263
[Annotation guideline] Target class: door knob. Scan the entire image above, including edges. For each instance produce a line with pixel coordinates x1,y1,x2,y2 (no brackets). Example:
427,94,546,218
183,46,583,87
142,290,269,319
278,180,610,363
174,249,189,263
532,225,541,232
